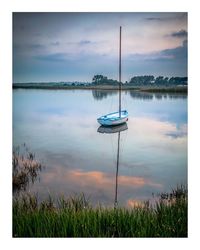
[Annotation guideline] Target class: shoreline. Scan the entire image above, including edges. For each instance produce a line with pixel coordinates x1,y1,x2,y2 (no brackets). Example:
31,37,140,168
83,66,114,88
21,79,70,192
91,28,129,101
13,84,188,93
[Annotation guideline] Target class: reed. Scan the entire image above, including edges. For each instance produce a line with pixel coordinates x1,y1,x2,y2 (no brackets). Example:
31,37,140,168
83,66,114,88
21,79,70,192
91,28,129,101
13,144,43,192
13,186,187,237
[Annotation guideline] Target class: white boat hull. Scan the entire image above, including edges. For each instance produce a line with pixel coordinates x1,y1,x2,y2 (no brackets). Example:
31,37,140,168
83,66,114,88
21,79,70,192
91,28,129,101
97,110,128,126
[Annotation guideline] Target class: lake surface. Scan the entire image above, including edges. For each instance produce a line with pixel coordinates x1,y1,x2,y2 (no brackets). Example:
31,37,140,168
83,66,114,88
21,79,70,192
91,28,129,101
13,89,187,207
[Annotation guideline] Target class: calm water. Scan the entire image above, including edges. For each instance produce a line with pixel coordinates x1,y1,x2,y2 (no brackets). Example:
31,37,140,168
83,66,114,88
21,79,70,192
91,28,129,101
13,89,187,207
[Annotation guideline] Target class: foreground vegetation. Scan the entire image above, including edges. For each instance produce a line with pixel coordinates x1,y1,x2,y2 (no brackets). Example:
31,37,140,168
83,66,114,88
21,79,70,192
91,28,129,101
13,145,43,192
13,186,187,237
12,146,187,237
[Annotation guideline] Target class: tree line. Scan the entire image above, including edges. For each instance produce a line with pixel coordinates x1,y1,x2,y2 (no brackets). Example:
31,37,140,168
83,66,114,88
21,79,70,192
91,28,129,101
92,75,187,86
92,75,118,85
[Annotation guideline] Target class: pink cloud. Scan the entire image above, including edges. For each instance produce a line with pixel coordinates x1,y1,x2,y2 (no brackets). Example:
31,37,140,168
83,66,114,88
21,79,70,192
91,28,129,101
43,168,162,190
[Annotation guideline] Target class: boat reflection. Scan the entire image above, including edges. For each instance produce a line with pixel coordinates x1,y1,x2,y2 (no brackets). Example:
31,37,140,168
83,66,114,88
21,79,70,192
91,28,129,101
97,123,128,208
97,123,128,134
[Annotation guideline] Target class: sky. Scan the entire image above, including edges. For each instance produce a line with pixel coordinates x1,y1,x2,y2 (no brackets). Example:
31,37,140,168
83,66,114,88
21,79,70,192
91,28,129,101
13,12,187,83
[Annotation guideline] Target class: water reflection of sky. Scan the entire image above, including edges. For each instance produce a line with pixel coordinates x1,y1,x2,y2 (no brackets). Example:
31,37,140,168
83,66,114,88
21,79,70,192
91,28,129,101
13,89,187,207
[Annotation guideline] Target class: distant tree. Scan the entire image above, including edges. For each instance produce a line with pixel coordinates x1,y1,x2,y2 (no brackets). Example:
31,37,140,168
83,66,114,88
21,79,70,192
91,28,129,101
92,74,187,86
155,76,173,85
155,76,164,85
92,75,105,84
169,77,187,85
92,75,118,85
164,77,169,84
129,75,154,85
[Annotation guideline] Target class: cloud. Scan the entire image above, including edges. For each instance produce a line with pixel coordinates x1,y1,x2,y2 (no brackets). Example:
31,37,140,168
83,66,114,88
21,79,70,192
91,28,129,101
127,117,187,148
50,41,60,46
144,13,187,22
145,17,163,21
170,29,187,38
13,43,46,52
13,12,188,82
159,40,187,60
127,39,187,63
39,166,163,206
182,39,188,47
126,199,145,208
165,124,187,139
43,168,162,190
35,53,69,62
165,132,187,139
79,40,91,45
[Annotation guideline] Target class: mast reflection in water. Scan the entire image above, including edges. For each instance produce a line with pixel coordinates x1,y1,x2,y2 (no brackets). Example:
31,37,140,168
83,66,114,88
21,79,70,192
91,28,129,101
97,123,128,208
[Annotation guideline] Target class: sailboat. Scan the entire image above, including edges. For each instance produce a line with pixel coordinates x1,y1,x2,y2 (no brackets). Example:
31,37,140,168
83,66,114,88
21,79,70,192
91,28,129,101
97,26,128,126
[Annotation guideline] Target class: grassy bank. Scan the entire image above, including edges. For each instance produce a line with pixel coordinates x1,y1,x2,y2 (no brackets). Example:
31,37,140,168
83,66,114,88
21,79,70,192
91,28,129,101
139,86,188,93
13,84,187,93
13,186,187,237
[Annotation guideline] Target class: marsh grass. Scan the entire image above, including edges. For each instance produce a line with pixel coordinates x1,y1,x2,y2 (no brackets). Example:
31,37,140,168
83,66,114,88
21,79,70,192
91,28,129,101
13,144,43,192
13,186,187,237
139,86,187,93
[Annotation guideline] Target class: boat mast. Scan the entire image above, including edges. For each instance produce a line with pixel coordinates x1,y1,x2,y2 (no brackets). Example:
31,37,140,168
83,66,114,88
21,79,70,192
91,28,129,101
119,26,122,117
